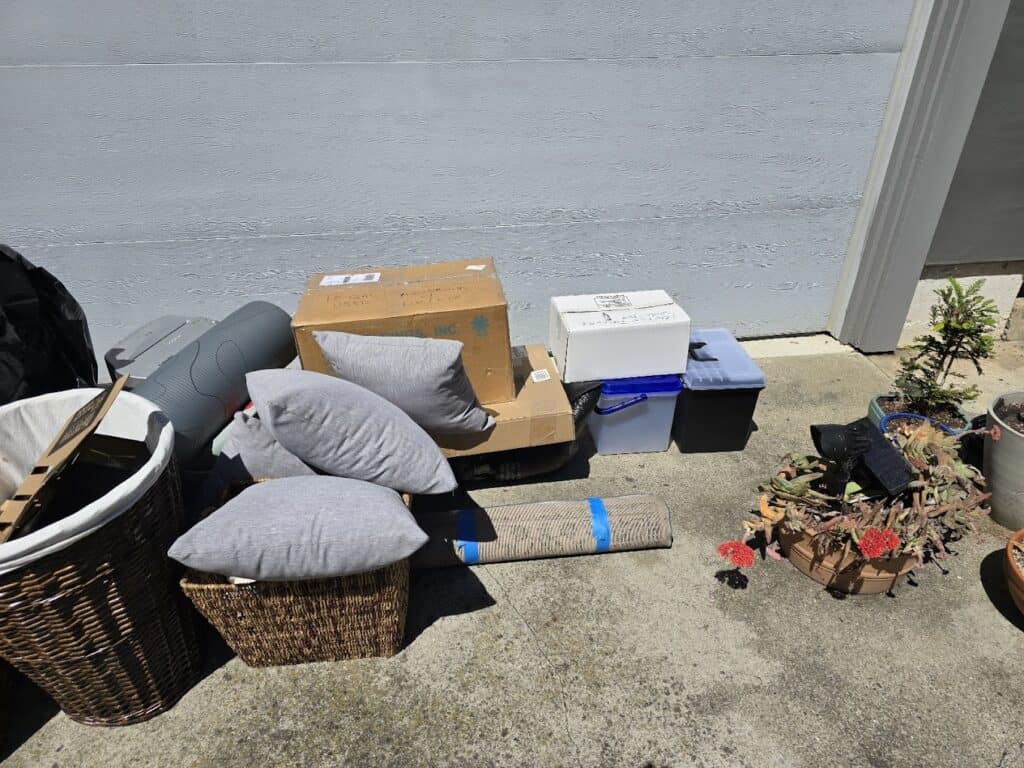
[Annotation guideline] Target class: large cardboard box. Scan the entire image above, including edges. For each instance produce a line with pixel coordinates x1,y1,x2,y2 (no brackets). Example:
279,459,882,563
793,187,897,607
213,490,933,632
435,344,574,458
549,290,690,383
292,258,514,404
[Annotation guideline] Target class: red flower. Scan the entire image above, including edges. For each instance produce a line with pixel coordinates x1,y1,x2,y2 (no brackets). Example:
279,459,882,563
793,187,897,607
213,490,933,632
858,527,901,559
717,540,756,568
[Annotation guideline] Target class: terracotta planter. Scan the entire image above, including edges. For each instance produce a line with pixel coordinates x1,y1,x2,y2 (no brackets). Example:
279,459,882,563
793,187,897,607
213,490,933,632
779,529,916,595
1004,529,1024,618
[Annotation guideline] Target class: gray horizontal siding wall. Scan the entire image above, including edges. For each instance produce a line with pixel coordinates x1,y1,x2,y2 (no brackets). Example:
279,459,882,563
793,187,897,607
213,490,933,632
0,1,912,353
926,0,1024,267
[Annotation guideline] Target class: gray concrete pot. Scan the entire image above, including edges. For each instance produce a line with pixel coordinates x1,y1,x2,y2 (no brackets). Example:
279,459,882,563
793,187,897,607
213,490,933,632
986,392,1024,529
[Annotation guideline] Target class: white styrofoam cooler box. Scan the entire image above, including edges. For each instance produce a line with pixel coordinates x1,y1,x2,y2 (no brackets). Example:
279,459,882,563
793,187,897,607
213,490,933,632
548,290,690,382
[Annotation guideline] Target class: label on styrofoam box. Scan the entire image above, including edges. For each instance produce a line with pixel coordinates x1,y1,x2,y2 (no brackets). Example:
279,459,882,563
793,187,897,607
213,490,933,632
530,369,552,383
577,308,680,329
579,312,641,328
320,272,381,287
593,294,633,309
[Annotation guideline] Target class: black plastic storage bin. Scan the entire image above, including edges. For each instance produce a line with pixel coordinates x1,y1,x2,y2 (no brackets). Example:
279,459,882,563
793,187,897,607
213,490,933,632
673,328,765,452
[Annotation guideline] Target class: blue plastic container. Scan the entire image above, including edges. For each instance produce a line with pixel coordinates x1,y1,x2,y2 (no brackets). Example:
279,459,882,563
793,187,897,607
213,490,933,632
674,328,766,452
587,374,683,454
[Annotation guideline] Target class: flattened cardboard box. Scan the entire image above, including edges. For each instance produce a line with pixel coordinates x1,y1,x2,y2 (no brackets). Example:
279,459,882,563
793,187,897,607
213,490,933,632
293,258,514,405
436,344,574,458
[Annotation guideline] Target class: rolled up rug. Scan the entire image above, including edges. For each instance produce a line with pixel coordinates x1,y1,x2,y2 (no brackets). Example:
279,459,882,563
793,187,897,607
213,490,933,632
412,495,672,568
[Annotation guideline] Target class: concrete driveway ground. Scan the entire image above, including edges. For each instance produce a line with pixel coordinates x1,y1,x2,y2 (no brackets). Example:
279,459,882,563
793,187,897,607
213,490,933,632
4,342,1024,768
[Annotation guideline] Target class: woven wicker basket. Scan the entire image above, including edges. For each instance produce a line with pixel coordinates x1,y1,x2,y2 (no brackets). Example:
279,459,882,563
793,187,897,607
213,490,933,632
181,559,409,667
0,462,200,726
0,660,8,744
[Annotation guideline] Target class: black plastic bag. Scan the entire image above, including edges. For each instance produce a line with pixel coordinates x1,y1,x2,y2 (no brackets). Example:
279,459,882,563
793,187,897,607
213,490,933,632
0,244,98,405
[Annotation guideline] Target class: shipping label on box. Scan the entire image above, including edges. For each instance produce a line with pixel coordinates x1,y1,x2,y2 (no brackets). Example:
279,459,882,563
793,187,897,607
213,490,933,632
549,290,690,383
292,258,515,404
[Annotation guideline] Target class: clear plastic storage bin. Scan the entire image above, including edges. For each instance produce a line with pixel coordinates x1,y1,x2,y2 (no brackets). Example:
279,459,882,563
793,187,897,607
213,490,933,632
587,375,683,454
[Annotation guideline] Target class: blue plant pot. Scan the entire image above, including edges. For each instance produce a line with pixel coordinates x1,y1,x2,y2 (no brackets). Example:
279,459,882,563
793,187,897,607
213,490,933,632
868,394,969,435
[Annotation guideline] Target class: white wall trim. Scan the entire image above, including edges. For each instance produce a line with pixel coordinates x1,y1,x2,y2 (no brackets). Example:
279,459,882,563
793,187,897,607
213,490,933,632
828,0,1010,352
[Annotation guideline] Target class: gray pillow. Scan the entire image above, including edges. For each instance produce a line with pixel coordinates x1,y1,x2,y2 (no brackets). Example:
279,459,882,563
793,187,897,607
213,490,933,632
247,369,457,495
168,476,427,580
312,331,494,435
218,411,315,482
195,412,315,510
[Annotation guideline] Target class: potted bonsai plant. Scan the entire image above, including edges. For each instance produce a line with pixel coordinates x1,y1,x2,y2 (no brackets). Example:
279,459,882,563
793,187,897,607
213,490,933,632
987,393,1024,529
718,421,991,595
869,278,999,433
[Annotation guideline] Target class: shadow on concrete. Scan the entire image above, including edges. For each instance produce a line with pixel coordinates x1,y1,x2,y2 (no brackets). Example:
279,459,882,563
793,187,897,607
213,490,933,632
193,616,238,679
0,610,239,759
404,566,495,647
451,431,596,490
405,491,497,645
1,667,60,761
979,547,1024,632
714,568,749,590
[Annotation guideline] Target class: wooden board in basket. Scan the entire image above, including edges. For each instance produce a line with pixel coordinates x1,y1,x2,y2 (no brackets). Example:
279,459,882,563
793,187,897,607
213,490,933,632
0,376,128,542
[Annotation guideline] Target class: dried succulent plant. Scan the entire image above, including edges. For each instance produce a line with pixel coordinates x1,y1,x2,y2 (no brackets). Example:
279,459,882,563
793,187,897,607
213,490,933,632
729,421,991,571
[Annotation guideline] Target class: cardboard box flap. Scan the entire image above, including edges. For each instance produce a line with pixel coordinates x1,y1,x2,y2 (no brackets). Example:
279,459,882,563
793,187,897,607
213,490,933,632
296,259,506,326
436,344,574,457
553,290,677,315
312,258,497,288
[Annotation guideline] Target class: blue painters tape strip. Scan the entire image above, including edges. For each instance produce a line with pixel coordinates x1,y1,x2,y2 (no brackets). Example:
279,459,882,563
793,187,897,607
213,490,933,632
454,508,480,565
588,497,611,553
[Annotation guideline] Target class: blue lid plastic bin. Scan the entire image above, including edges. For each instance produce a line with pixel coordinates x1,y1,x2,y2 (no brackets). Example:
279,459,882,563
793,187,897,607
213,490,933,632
588,374,682,454
682,328,766,391
600,375,684,397
675,329,765,453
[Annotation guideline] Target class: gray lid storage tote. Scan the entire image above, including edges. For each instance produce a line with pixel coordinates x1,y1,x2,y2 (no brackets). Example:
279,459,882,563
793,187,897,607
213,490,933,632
0,389,200,725
673,329,766,453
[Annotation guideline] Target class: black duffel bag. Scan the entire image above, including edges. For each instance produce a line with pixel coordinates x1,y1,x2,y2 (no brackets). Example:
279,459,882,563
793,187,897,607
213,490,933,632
1,244,97,405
